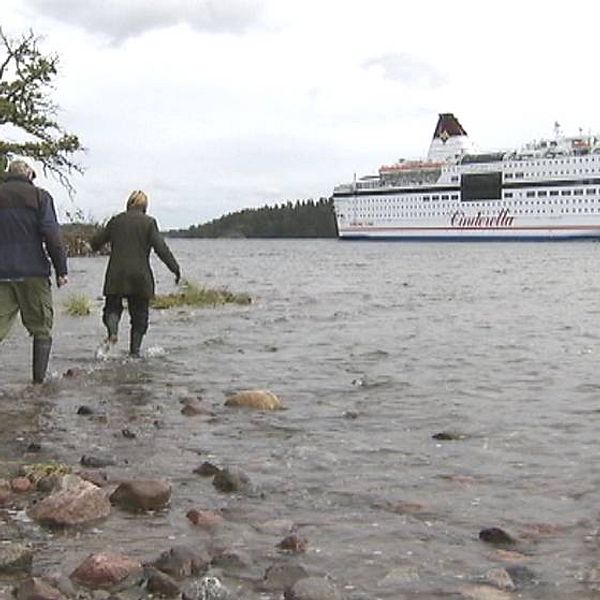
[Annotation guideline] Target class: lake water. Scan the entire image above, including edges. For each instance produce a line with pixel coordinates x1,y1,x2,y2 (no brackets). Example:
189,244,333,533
2,238,600,598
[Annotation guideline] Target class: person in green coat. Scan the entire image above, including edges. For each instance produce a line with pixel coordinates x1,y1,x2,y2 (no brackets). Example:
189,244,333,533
91,190,181,356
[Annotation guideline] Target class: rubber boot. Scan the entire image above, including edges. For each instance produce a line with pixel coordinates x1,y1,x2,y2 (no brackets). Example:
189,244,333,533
129,331,144,357
32,337,52,384
104,312,120,343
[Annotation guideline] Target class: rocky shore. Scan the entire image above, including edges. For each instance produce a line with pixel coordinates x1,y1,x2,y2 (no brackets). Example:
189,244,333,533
0,386,350,600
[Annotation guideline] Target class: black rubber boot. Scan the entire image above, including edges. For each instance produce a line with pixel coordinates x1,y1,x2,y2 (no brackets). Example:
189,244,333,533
104,312,120,342
129,331,144,357
32,337,52,384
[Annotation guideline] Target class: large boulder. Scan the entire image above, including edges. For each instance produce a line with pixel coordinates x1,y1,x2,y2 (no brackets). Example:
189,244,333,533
109,479,171,511
70,552,142,589
225,390,282,410
27,475,111,526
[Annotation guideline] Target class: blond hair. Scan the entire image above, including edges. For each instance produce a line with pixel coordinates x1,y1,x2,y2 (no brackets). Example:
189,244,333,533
126,190,148,211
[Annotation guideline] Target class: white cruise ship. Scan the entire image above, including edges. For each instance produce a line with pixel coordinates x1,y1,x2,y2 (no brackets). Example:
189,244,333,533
332,113,600,240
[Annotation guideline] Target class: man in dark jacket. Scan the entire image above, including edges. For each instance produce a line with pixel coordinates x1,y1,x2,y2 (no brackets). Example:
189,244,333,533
91,190,181,356
0,159,68,383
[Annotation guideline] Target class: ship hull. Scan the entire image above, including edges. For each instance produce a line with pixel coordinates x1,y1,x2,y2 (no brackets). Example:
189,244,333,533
338,225,600,241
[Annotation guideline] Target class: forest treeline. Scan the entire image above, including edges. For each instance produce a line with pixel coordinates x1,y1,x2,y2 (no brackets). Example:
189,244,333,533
168,197,338,238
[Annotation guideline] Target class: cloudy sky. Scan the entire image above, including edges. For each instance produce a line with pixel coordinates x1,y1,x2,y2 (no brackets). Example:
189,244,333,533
3,0,600,229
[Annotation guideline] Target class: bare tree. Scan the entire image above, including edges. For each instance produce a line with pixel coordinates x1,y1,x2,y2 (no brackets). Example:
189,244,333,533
0,28,83,192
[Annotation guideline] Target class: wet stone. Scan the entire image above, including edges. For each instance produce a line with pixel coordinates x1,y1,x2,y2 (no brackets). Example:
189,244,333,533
277,533,308,553
193,461,221,477
262,563,309,591
77,405,94,415
109,479,171,512
27,474,111,527
186,509,224,529
432,431,466,441
224,389,282,410
70,552,143,590
144,565,181,597
80,454,116,468
284,576,343,600
212,467,252,494
210,547,252,570
479,527,516,546
0,542,33,574
14,576,66,600
150,545,210,579
182,576,234,600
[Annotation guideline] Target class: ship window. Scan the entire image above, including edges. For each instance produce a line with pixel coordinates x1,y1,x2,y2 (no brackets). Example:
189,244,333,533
505,192,513,198
526,191,535,197
550,190,559,196
461,172,502,202
561,190,571,196
538,191,547,197
505,173,513,179
574,189,584,195
515,172,524,178
587,188,596,194
441,195,449,200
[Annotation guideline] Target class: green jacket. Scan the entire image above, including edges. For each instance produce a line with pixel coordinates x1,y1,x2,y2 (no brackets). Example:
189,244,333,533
91,208,180,298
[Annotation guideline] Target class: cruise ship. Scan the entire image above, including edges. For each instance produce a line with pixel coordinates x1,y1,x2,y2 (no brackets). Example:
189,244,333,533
332,113,600,240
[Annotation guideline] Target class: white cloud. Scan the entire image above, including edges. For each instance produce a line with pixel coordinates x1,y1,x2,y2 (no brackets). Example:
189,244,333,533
24,0,266,42
4,0,600,228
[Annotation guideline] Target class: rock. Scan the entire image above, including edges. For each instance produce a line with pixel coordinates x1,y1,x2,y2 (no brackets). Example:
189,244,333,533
181,400,215,417
225,389,282,410
144,565,181,597
210,547,252,570
262,563,309,591
505,565,536,587
485,568,515,591
193,462,221,477
121,428,136,439
76,469,109,487
150,545,209,579
26,442,42,453
212,468,252,494
10,477,32,493
277,534,308,553
80,454,116,468
0,543,33,574
478,527,516,546
186,509,224,529
432,431,466,441
182,576,233,600
36,475,61,493
77,405,94,415
15,577,66,600
70,552,143,590
459,584,513,599
284,576,342,600
109,479,171,511
27,475,111,526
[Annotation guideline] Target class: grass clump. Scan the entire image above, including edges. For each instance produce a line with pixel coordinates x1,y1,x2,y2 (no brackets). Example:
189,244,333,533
63,294,92,316
151,280,251,310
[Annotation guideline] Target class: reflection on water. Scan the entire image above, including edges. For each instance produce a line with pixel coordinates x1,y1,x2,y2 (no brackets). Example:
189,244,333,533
2,239,600,597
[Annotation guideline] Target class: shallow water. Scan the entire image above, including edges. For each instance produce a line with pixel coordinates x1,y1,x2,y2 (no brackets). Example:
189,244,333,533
3,238,600,598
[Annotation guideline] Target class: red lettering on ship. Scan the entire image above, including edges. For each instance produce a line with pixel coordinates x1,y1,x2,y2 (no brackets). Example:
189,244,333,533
450,208,515,228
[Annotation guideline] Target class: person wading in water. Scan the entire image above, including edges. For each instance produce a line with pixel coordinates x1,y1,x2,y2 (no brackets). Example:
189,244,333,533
91,190,181,356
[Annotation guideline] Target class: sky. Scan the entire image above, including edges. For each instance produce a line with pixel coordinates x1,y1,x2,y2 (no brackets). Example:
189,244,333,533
3,0,600,229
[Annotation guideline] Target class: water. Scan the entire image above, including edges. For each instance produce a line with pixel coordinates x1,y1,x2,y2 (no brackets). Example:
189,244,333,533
2,239,600,598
